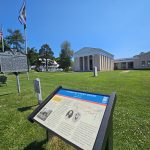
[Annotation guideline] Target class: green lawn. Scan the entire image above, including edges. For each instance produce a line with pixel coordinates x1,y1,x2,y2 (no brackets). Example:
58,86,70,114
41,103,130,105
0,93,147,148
0,70,150,150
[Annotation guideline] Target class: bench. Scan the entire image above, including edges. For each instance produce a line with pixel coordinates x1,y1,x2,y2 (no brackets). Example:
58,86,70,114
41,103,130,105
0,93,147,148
0,76,7,86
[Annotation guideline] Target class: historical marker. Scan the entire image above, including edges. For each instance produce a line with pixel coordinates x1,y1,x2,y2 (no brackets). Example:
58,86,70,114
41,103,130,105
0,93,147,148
0,51,28,93
28,86,116,150
0,51,28,73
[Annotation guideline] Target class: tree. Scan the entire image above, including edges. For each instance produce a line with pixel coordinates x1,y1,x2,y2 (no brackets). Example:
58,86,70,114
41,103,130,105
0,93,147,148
27,47,38,66
5,29,24,52
39,44,54,71
59,41,73,71
0,39,11,52
55,57,60,64
39,44,54,59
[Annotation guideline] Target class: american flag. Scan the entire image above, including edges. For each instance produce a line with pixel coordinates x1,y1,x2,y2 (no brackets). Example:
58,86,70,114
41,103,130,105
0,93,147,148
18,0,26,29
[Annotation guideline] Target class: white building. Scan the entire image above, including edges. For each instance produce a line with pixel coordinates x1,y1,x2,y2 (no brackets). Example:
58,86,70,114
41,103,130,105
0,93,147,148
73,47,114,71
37,58,60,72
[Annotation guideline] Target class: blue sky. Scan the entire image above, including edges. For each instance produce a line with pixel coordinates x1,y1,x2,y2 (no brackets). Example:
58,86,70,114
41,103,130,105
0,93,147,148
0,0,150,58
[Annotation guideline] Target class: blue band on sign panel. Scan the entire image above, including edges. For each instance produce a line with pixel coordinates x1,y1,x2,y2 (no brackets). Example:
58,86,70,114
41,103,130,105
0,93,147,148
57,89,109,105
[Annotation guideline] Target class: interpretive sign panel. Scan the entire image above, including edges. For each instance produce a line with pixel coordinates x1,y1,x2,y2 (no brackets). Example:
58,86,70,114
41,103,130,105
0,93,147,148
0,52,28,73
28,86,116,150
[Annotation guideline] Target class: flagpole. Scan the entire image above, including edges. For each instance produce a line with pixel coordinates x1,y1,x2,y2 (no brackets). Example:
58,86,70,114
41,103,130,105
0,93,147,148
24,26,29,80
24,26,27,54
18,0,29,80
24,0,29,80
0,26,4,52
2,28,4,52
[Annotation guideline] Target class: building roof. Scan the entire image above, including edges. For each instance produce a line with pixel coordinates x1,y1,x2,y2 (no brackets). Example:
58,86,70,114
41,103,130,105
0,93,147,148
115,51,150,62
114,57,135,63
134,51,150,58
74,47,114,59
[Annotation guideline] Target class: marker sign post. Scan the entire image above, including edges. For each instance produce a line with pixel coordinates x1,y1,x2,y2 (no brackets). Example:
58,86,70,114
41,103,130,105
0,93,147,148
28,86,116,150
13,72,21,93
93,66,98,77
34,78,43,105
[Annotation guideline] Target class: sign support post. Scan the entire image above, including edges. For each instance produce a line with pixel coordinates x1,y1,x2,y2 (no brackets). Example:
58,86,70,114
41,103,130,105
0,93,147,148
34,78,43,105
105,115,113,150
14,72,21,93
94,66,98,77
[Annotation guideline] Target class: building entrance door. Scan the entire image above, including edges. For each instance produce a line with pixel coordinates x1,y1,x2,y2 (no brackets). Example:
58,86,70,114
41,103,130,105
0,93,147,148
89,55,93,71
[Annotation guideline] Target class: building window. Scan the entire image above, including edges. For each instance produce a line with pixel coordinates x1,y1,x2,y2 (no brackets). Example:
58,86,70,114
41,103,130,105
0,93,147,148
141,61,145,67
147,61,150,66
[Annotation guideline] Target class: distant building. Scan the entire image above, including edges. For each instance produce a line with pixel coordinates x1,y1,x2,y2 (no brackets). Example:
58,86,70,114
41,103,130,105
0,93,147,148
73,47,114,71
114,58,134,70
114,51,150,70
37,58,60,72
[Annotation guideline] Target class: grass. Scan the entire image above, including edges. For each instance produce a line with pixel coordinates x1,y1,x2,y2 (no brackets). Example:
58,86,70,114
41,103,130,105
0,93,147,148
0,70,150,150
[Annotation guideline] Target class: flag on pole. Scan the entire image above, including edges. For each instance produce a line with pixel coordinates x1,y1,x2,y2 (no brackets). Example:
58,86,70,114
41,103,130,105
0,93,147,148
19,0,26,29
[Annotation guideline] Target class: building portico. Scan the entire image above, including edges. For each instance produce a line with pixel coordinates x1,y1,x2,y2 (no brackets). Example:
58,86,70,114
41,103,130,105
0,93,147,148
74,47,114,71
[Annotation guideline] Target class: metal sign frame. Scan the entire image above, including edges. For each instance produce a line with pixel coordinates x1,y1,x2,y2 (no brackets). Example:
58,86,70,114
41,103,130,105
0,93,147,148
28,86,116,150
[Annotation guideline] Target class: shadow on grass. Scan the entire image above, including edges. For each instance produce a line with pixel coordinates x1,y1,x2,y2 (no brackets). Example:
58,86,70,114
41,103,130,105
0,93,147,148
0,93,13,97
17,104,37,112
24,139,47,150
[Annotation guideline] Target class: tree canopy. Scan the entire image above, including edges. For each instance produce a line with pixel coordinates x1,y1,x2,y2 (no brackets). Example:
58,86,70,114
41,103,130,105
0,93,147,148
39,44,54,60
39,44,54,71
27,47,38,65
0,39,11,52
5,29,24,52
59,41,73,71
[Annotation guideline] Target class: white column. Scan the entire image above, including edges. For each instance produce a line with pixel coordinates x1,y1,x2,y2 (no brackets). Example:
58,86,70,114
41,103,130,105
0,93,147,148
109,58,111,71
106,57,108,71
111,58,113,70
83,57,85,71
78,57,80,71
107,57,109,71
103,55,105,71
102,56,104,71
110,58,112,70
104,56,106,71
99,55,101,71
86,56,88,71
105,56,106,71
105,56,107,71
112,60,114,70
101,55,103,71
